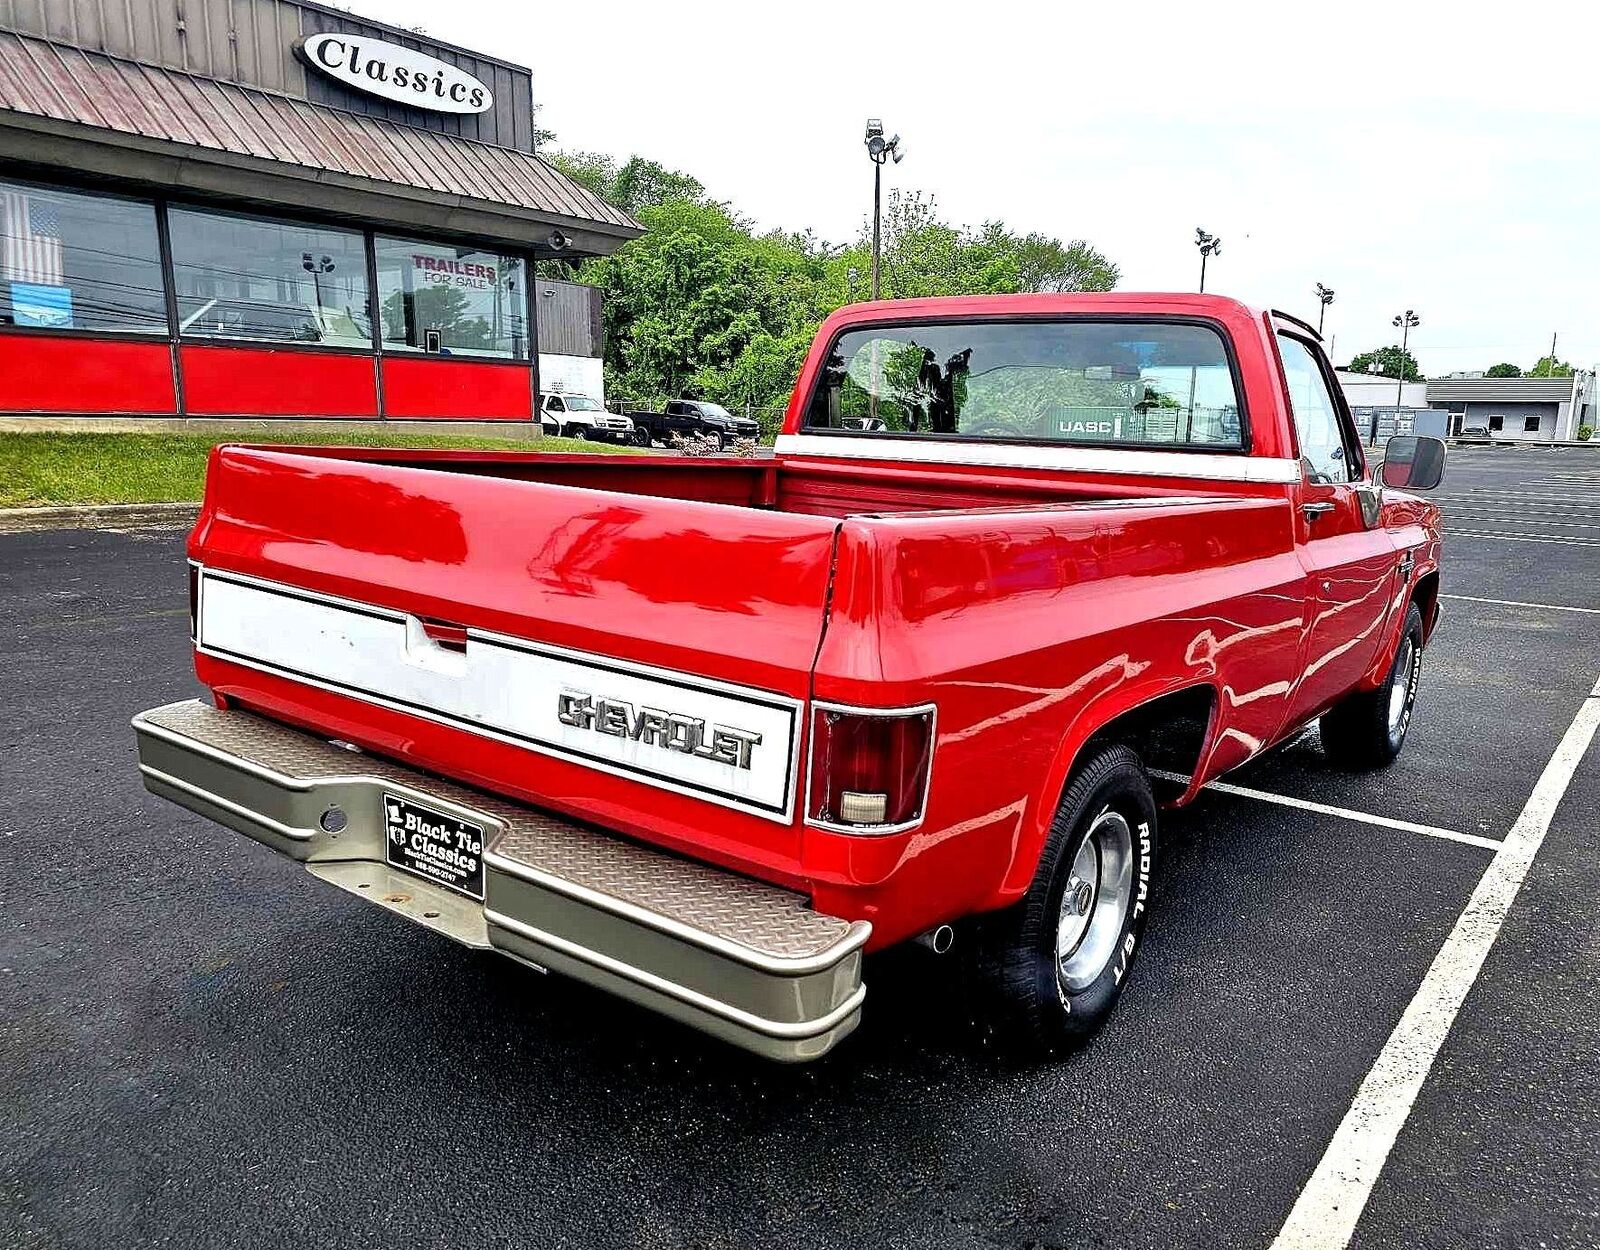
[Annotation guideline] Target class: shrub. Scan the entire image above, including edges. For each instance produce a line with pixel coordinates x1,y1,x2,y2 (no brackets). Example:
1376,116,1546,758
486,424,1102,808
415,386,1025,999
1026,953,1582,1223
1578,425,1594,441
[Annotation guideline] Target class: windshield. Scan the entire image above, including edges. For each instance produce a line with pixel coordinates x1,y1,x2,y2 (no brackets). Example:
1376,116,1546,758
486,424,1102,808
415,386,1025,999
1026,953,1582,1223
563,397,602,411
804,320,1244,449
699,402,733,419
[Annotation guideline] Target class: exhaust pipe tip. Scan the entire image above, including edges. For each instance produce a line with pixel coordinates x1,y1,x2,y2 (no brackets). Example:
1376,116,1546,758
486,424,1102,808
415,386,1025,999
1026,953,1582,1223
914,924,955,955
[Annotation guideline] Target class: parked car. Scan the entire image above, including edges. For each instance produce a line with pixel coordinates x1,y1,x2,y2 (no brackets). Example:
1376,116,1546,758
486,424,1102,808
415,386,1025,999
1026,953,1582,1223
134,294,1445,1063
627,399,761,448
540,393,634,443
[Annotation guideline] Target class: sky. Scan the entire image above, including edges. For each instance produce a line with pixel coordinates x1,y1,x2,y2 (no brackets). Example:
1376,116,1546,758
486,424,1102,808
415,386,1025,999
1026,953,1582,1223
346,0,1598,376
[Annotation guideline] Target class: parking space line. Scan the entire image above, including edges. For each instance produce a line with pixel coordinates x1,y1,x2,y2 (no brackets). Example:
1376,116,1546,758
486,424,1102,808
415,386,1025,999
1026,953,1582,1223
1271,676,1600,1250
1150,771,1497,851
1443,516,1600,529
1445,529,1600,547
1441,594,1600,616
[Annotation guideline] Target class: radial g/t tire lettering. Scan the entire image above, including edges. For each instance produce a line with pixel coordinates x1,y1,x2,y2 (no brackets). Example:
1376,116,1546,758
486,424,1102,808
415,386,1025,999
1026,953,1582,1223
976,743,1158,1057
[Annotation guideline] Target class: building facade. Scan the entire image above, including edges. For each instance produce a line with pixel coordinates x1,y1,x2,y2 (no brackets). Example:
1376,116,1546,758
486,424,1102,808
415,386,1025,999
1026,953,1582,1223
0,0,638,421
1424,373,1596,442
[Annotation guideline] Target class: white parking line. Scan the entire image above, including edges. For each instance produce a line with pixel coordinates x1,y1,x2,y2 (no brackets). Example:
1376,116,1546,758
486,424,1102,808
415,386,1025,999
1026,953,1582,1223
1441,514,1600,529
1441,594,1600,616
1445,529,1600,547
1271,675,1600,1250
1150,771,1497,851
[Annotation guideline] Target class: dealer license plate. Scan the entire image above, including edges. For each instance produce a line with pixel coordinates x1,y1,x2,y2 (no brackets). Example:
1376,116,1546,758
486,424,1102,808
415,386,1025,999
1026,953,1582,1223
382,793,486,900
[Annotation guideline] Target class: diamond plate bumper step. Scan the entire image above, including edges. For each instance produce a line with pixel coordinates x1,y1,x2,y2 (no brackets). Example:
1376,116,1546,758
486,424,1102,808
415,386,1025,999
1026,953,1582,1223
133,700,869,1061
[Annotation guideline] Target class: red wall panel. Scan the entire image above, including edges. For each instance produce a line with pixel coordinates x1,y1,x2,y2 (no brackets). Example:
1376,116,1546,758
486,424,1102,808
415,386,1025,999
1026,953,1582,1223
0,334,177,414
380,356,533,420
180,345,378,417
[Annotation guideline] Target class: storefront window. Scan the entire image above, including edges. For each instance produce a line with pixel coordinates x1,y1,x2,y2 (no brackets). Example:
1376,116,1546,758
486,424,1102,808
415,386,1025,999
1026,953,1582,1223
375,236,527,359
169,208,371,348
0,180,166,333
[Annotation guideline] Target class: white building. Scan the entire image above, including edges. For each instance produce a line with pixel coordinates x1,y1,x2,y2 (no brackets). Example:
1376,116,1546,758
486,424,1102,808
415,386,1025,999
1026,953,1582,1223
1335,371,1428,410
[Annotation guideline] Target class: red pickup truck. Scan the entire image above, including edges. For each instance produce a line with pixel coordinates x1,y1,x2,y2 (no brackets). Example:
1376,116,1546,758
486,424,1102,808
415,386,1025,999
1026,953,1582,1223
134,294,1445,1061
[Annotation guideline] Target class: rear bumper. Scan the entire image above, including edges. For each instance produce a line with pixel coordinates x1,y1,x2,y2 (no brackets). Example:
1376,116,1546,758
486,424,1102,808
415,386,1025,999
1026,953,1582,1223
133,700,869,1062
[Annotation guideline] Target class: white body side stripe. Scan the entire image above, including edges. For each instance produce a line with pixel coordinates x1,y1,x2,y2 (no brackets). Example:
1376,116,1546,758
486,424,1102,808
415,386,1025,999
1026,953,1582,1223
774,433,1302,484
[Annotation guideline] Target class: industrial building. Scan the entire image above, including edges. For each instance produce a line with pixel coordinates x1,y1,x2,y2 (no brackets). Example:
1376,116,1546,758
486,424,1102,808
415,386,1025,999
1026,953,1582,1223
0,0,638,422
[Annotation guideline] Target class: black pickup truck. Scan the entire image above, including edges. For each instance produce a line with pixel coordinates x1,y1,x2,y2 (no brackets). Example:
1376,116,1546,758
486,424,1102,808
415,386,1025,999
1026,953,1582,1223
626,400,762,448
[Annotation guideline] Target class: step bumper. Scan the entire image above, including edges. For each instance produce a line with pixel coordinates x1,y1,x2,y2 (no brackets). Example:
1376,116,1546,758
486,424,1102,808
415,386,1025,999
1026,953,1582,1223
133,700,869,1062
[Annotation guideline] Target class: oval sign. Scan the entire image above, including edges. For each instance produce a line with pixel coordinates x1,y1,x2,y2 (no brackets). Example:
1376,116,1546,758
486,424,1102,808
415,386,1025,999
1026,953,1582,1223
297,33,493,115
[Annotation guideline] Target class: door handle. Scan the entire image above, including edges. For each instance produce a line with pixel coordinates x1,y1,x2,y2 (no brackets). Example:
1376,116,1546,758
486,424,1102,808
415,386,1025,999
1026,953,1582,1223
1302,501,1336,521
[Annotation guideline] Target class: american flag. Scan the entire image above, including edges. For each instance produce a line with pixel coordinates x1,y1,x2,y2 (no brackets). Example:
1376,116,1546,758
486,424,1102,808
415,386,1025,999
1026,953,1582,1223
2,190,65,286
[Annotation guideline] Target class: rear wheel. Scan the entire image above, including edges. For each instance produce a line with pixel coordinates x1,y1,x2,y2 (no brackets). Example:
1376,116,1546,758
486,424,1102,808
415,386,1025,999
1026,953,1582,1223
977,744,1158,1056
1320,600,1424,770
631,428,652,448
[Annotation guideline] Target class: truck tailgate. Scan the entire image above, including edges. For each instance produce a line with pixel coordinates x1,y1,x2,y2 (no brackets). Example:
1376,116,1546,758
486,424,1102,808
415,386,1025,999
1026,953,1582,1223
188,447,842,875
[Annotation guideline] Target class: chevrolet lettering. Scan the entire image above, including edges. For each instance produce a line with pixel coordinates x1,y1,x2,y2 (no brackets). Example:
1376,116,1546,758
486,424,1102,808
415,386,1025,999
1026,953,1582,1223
556,692,763,770
134,293,1446,1063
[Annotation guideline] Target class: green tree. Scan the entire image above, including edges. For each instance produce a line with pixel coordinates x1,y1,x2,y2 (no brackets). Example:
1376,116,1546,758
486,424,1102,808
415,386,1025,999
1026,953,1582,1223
1528,354,1574,377
1346,345,1423,381
544,151,1121,418
1484,362,1522,378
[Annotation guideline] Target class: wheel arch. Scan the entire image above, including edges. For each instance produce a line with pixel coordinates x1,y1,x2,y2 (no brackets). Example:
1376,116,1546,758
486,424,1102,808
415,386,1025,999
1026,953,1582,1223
996,682,1217,899
1412,568,1441,642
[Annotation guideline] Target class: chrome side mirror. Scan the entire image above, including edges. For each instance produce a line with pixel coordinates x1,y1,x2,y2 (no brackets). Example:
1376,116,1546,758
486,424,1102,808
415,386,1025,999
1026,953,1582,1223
1381,435,1446,491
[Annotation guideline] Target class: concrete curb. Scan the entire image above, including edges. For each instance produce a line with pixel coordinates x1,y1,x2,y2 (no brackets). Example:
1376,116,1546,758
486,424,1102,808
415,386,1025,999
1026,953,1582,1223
0,502,200,533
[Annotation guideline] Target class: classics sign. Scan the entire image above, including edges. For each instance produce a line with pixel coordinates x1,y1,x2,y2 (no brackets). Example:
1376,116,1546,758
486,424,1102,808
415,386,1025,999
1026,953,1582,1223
296,33,494,115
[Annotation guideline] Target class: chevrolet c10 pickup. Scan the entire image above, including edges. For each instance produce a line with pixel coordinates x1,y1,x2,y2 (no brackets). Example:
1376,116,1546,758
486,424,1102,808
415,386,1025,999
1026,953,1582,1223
134,293,1446,1061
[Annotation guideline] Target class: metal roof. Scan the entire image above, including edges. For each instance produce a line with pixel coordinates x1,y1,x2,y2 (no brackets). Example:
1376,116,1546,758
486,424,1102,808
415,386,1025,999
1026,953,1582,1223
1424,376,1575,404
0,29,641,242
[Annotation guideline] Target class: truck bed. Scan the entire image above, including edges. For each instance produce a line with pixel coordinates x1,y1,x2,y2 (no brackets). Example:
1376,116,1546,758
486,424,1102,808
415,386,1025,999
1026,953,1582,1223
187,443,1293,922
270,444,1186,516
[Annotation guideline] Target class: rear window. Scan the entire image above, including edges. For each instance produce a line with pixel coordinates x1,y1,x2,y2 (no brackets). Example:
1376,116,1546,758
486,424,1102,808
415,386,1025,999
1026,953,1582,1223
803,319,1244,449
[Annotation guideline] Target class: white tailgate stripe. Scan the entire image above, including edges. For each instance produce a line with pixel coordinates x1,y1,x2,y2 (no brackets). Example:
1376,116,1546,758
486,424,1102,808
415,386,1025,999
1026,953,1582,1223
197,573,799,819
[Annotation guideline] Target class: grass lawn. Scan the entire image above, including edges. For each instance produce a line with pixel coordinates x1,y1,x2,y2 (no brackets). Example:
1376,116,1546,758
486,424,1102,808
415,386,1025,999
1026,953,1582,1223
0,429,633,508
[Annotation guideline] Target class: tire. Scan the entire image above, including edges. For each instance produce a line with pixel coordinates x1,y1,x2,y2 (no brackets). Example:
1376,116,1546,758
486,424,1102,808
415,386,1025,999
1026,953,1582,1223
976,743,1159,1057
1320,601,1425,771
631,428,652,448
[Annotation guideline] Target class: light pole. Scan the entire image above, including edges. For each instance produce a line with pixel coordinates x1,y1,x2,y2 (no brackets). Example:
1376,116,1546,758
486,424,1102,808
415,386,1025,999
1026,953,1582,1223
1315,283,1335,337
864,119,904,301
1392,309,1420,409
1195,228,1221,292
301,252,334,336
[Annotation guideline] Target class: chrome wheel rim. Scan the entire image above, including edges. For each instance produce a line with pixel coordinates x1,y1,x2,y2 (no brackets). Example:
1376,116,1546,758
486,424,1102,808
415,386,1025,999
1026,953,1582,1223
1056,809,1135,995
1387,636,1416,736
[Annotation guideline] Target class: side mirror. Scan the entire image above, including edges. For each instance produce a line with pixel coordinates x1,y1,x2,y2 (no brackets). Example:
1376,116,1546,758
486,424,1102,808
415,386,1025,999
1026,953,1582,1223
1381,435,1446,491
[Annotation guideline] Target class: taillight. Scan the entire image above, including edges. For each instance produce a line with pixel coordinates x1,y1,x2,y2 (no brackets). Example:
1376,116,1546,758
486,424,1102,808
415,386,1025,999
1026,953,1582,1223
806,704,935,833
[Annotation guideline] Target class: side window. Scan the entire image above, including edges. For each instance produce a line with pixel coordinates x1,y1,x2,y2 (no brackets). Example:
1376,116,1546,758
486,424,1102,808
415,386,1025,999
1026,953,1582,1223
548,397,565,413
667,402,685,416
1278,335,1354,484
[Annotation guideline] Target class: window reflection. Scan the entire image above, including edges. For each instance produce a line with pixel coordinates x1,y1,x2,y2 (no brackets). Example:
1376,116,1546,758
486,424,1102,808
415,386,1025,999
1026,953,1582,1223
375,237,526,359
169,208,371,347
0,180,166,333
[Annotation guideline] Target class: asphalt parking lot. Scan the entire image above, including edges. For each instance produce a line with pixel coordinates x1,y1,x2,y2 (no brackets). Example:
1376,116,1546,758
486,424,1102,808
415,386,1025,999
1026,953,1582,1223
2,446,1597,1250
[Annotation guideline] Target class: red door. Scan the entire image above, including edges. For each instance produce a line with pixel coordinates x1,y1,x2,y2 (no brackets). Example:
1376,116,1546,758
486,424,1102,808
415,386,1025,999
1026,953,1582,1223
1277,332,1397,724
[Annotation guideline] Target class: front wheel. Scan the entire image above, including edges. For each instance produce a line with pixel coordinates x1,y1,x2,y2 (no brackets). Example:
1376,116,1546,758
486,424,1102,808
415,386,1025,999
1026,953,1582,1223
976,743,1158,1056
1320,600,1424,770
